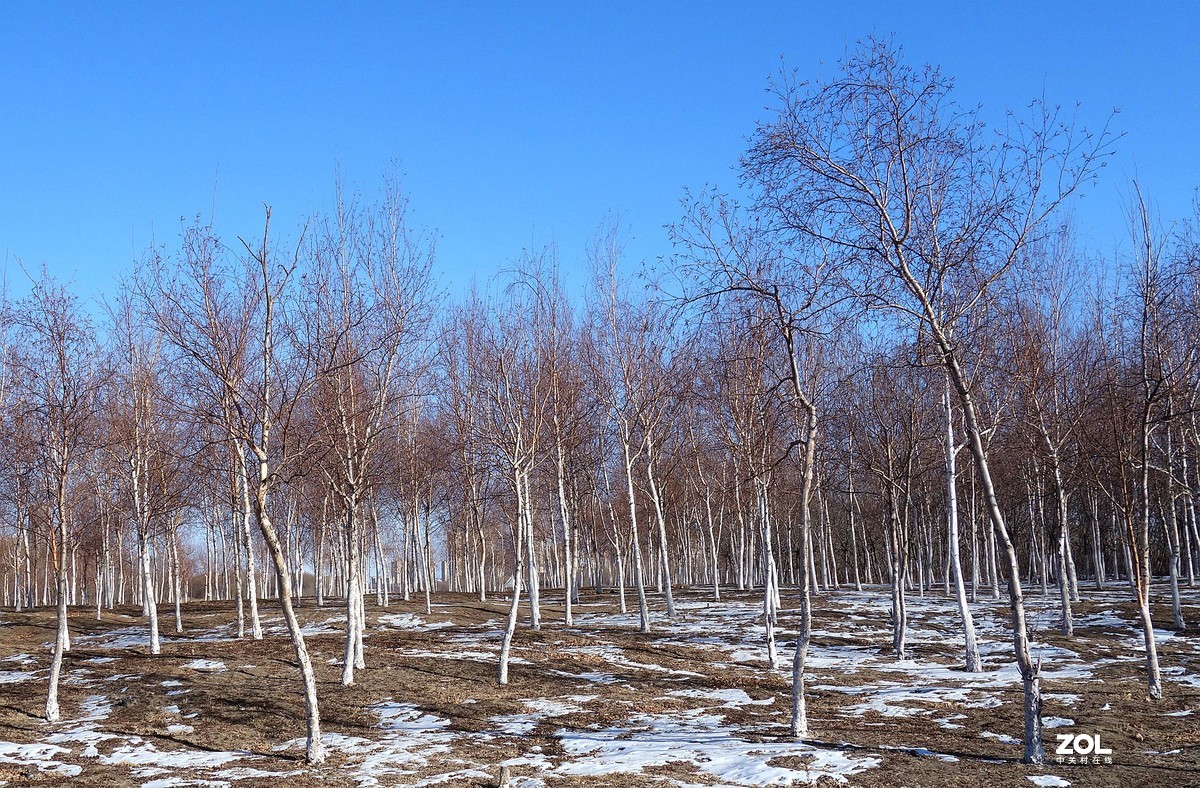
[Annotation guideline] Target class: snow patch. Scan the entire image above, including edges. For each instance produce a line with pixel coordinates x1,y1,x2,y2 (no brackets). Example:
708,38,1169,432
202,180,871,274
181,659,226,672
554,710,879,785
100,738,248,770
490,698,583,736
0,741,82,778
668,688,774,707
278,701,456,786
981,731,1020,746
1028,776,1071,787
378,613,454,631
80,694,113,720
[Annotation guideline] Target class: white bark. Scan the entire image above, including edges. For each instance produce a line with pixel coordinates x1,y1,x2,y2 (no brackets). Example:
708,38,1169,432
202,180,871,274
45,517,69,723
499,467,528,686
342,496,365,685
645,444,676,619
236,450,263,640
944,380,981,672
621,437,651,633
138,526,160,655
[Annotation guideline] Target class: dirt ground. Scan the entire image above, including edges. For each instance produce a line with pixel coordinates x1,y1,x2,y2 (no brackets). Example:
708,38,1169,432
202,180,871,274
0,585,1198,787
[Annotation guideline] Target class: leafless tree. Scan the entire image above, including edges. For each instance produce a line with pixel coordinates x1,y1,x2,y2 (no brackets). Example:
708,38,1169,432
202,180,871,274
144,211,326,763
739,38,1113,762
12,271,103,722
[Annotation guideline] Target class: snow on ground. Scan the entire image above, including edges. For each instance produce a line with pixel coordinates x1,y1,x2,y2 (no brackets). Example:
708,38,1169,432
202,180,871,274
299,616,345,636
554,709,878,784
623,584,1200,726
559,643,704,677
277,700,458,787
548,668,619,684
0,669,39,684
181,659,226,672
0,742,82,778
489,698,585,736
71,621,247,650
1028,776,1072,787
2,669,301,785
100,739,247,772
2,584,1197,785
377,613,455,631
981,731,1021,745
668,687,774,707
839,683,976,717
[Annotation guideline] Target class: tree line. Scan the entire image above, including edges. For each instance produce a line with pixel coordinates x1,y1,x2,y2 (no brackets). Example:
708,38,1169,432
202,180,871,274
2,39,1197,765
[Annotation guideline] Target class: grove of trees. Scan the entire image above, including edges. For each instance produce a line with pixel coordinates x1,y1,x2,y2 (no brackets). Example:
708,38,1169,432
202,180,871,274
2,40,1197,766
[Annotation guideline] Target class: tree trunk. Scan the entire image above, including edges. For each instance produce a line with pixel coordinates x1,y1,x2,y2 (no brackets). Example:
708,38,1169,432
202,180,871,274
44,515,69,723
790,401,817,739
945,381,981,671
499,467,527,686
621,439,650,633
237,454,263,640
645,446,676,619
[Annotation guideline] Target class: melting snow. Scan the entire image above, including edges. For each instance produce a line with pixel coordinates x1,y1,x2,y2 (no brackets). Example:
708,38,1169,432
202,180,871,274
981,731,1021,746
100,738,249,770
378,613,454,631
80,695,113,720
490,698,583,736
1028,776,1071,787
668,688,775,707
181,659,226,672
554,710,879,785
0,742,81,778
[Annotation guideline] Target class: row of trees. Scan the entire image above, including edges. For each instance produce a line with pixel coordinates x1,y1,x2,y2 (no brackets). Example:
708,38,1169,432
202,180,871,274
2,40,1196,765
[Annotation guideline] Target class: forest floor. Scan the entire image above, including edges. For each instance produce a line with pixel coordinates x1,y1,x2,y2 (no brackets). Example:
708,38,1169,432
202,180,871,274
0,583,1198,787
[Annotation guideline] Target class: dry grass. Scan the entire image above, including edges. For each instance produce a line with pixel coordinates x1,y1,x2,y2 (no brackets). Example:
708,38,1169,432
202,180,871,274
0,587,1196,786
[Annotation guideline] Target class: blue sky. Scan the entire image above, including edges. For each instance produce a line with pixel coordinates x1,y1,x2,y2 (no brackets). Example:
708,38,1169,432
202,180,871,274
2,2,1198,302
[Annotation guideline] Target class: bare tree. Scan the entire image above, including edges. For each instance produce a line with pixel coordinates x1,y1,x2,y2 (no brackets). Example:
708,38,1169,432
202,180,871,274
740,39,1113,762
1103,187,1197,699
673,191,844,738
145,211,326,763
301,176,436,685
13,272,102,722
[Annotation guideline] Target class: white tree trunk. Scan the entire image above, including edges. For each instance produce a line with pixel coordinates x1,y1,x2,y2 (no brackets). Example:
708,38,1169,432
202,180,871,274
622,440,650,633
45,518,69,723
499,467,527,686
237,457,263,640
139,529,160,655
645,446,676,619
945,381,981,672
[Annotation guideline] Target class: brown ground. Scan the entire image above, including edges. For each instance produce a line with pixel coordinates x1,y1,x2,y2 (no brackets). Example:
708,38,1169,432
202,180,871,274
0,587,1197,787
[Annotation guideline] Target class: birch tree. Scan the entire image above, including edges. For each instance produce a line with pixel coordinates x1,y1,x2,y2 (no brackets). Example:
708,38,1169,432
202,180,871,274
302,178,436,685
14,272,102,722
740,39,1113,762
673,191,844,738
145,211,326,763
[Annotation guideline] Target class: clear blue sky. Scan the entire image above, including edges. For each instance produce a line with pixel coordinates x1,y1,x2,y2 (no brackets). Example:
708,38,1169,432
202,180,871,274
2,2,1198,302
